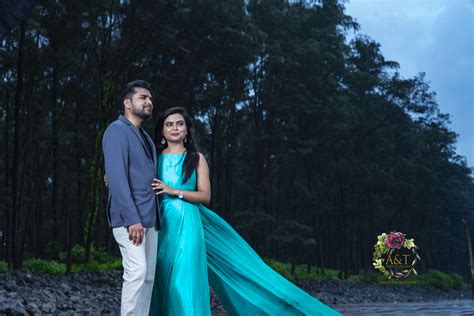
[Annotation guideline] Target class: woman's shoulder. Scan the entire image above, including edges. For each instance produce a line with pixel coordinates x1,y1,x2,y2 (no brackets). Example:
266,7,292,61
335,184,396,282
197,152,209,166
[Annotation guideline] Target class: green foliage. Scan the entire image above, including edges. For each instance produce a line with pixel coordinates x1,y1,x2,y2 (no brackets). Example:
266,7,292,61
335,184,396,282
59,244,114,264
416,270,469,290
46,241,63,260
0,260,8,272
262,259,341,282
72,258,122,272
267,221,314,247
70,244,86,263
448,273,469,290
89,247,115,263
1,0,472,279
19,244,120,276
293,265,340,281
234,212,275,231
263,257,294,281
349,270,469,290
267,221,317,269
23,259,66,276
22,257,121,275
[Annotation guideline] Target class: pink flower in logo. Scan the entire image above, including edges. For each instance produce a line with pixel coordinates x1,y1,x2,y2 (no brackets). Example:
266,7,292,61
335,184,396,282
385,232,405,249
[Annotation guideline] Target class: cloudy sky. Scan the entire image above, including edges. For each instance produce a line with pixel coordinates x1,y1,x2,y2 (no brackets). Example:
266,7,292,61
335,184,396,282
344,0,474,167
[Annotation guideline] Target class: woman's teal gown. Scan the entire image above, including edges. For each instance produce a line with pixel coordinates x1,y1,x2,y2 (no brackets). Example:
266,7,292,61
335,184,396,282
149,154,341,316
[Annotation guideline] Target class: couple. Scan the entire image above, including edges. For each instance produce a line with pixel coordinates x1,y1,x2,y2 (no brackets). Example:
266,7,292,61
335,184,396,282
102,80,341,316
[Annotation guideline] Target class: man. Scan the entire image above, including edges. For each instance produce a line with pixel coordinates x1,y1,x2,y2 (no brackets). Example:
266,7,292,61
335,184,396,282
102,80,160,315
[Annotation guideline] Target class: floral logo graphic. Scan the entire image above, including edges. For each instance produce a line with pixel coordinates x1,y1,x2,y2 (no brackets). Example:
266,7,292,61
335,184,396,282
373,231,420,278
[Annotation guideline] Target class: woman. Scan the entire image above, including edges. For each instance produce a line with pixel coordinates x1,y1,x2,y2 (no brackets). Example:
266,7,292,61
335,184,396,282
149,107,341,315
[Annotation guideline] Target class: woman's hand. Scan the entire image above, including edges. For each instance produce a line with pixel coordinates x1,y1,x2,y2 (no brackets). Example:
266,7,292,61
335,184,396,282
150,153,211,204
152,179,178,196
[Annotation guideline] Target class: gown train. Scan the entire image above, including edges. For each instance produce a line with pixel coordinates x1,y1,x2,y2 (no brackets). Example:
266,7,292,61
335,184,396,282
149,153,340,315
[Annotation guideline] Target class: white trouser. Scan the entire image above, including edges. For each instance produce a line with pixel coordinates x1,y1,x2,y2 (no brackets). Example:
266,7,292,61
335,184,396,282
113,226,158,316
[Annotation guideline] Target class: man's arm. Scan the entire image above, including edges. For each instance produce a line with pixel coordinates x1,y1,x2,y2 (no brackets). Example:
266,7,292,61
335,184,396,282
102,124,141,227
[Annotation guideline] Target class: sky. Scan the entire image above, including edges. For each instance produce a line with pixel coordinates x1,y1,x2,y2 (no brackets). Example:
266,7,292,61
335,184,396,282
344,0,474,167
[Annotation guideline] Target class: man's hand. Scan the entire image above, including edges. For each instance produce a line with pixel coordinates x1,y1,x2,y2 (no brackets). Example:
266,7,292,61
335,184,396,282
128,223,145,245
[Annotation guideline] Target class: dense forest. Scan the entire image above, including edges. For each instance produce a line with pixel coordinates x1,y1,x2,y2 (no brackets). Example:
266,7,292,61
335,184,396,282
1,0,473,280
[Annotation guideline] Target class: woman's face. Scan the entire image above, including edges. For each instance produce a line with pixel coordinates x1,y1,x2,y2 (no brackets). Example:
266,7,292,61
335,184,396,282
162,113,188,144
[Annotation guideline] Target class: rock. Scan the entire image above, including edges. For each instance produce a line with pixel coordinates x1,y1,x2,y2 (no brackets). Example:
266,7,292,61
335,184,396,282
1,301,27,315
41,301,57,313
100,307,114,314
60,282,71,292
4,280,17,292
26,302,41,314
23,272,33,283
0,269,471,313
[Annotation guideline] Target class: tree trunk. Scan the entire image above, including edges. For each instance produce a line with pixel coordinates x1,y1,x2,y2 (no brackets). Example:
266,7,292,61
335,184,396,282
224,107,235,218
462,219,474,299
339,178,349,279
208,107,220,209
17,83,34,262
251,61,263,212
61,169,72,273
84,129,105,261
51,66,59,241
316,211,325,273
2,88,9,262
75,102,83,244
66,214,72,273
9,20,26,269
20,139,54,262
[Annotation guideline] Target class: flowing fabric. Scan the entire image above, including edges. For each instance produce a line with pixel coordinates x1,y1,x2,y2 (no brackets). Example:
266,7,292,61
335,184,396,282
150,154,341,316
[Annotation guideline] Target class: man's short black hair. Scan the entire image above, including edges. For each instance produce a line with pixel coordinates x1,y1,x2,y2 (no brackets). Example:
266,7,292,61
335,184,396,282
120,80,151,102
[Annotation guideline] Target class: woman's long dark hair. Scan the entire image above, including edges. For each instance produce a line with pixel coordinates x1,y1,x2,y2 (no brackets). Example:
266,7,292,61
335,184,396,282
155,107,200,183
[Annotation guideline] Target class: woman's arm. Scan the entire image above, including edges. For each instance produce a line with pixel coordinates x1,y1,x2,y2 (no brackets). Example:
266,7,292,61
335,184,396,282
152,153,211,204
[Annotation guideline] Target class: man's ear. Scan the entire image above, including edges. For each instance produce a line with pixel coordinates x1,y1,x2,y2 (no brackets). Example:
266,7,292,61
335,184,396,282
123,98,130,111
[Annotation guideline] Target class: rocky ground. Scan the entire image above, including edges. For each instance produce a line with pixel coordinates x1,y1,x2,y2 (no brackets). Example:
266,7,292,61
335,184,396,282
299,279,471,305
0,270,470,315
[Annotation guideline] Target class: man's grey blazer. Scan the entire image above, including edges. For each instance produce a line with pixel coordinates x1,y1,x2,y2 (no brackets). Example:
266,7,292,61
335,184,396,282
102,115,161,229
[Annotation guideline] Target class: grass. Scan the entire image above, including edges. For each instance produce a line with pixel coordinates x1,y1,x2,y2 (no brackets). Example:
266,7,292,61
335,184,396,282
71,258,122,272
0,244,123,276
23,258,66,275
1,255,470,291
21,258,123,275
264,258,345,282
263,258,469,290
292,264,340,281
263,257,294,281
13,244,123,276
0,260,8,272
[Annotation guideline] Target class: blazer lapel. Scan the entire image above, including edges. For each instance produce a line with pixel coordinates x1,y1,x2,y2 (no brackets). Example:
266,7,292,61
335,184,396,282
149,135,158,169
132,127,152,159
144,131,157,168
118,115,155,162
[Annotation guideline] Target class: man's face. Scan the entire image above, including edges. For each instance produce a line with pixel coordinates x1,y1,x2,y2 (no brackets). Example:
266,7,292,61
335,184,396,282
126,87,153,120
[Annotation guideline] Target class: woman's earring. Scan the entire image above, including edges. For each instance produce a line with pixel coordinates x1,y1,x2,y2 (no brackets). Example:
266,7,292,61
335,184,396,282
184,136,187,144
161,138,166,145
